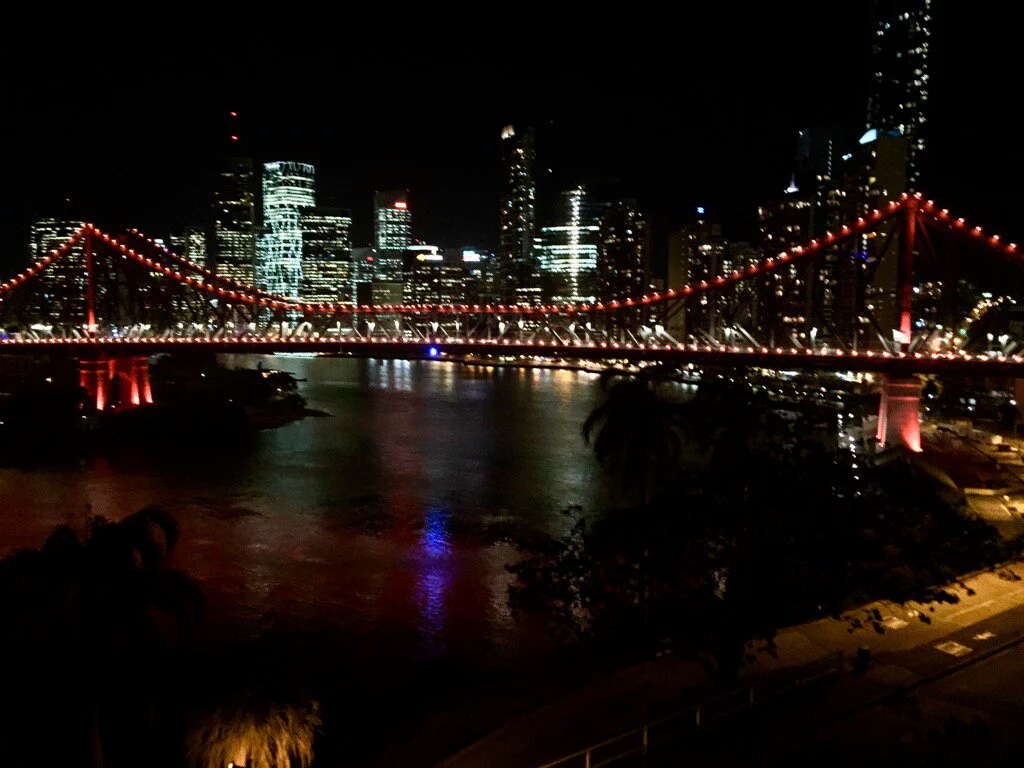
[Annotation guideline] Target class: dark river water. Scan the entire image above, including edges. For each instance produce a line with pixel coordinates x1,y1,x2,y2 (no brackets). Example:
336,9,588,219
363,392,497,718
0,356,613,668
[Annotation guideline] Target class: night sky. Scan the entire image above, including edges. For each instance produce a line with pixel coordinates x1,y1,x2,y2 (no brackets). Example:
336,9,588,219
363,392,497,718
1,6,1018,276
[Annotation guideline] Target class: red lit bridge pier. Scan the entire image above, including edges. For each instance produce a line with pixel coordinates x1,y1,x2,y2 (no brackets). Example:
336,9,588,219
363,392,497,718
876,377,922,452
77,354,153,411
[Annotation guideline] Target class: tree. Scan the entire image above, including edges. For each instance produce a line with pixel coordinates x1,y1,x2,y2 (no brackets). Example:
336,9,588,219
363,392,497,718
582,373,683,509
581,373,685,634
0,507,204,767
513,377,1021,681
186,698,320,768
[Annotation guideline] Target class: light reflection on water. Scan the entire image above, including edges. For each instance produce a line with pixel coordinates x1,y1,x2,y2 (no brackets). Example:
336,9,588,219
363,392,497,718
0,357,610,667
417,506,453,657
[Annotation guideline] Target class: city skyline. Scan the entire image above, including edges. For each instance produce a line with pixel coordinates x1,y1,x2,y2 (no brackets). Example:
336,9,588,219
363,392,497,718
4,9,1024,765
1,6,1017,279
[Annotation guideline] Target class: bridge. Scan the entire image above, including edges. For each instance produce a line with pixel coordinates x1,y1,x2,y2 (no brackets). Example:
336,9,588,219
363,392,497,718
2,193,1022,452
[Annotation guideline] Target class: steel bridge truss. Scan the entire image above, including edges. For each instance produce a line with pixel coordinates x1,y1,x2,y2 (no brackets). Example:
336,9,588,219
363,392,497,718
1,195,1021,355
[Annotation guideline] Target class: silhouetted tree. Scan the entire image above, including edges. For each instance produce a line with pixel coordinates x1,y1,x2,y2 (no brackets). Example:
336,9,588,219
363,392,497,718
0,506,204,767
582,373,685,631
511,377,1022,679
582,374,683,508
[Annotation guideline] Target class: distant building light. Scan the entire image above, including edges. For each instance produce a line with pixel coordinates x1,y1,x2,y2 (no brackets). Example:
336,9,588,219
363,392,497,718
416,254,443,261
696,206,706,216
393,201,408,210
501,125,515,140
858,128,878,145
462,251,482,262
842,153,853,161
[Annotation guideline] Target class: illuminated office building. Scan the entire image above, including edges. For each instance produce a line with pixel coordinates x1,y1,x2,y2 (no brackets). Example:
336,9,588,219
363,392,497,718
499,125,537,303
459,248,499,304
209,156,257,284
867,0,931,186
758,179,813,257
834,130,909,345
351,247,377,302
759,180,815,335
373,190,411,281
170,225,208,267
29,218,84,323
403,245,469,305
534,187,600,304
667,207,725,288
597,200,649,302
258,161,316,297
300,207,353,303
666,207,728,339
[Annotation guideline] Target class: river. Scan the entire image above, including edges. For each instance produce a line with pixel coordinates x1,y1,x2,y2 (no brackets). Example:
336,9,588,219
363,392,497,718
0,356,613,669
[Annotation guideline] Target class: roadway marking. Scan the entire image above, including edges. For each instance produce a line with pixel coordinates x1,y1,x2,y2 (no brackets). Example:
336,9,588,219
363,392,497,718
973,631,996,641
941,599,996,622
935,641,974,657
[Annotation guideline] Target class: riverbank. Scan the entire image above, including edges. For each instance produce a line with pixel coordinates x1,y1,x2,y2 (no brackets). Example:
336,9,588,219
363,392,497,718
459,355,612,375
429,556,1024,768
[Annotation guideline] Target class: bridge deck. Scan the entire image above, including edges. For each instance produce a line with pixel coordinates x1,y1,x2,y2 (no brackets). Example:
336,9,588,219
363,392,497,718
1,338,1022,376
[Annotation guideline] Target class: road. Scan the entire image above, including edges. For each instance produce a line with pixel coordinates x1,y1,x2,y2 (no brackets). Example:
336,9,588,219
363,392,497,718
744,600,1024,766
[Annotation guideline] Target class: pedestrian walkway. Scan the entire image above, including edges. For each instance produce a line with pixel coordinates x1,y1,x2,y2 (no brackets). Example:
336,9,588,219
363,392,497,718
437,561,1024,768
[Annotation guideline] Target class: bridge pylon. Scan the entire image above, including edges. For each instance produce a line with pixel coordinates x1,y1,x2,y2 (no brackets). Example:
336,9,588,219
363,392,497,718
876,375,922,452
77,354,153,411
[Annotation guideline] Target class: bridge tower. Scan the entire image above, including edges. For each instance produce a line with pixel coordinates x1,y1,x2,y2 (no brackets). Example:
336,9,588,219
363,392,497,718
876,197,922,452
78,355,154,411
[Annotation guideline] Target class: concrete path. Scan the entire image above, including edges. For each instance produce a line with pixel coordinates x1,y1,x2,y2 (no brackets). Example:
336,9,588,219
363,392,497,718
437,561,1024,768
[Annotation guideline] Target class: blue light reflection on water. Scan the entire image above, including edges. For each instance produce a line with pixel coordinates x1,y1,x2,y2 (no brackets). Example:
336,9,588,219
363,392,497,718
416,506,454,657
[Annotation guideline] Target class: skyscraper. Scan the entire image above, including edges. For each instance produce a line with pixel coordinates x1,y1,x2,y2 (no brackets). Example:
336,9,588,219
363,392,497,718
866,0,931,187
667,207,726,287
402,246,469,305
171,224,208,267
258,161,316,297
834,131,909,346
300,208,353,303
759,182,815,338
597,200,649,303
460,248,499,304
758,181,813,257
499,125,537,303
373,190,411,282
351,247,378,302
794,127,843,238
663,208,753,344
209,156,257,284
30,218,84,323
535,187,600,304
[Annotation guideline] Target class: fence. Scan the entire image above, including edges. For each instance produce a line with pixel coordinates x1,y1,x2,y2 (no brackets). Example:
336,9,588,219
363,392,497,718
536,651,843,768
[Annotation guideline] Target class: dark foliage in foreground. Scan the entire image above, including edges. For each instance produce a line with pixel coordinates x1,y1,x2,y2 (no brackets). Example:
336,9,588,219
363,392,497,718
509,377,1021,677
0,507,204,768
